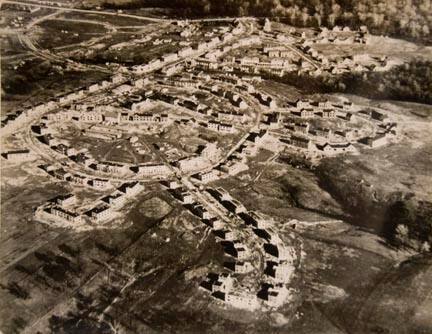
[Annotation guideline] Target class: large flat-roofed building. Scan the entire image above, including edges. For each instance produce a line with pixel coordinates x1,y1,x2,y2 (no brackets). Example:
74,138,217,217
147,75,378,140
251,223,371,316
192,170,220,183
290,135,313,150
47,206,82,223
91,162,129,174
118,181,144,196
175,156,209,173
86,205,113,222
131,164,172,176
90,178,111,189
79,112,104,123
55,194,76,207
102,192,126,207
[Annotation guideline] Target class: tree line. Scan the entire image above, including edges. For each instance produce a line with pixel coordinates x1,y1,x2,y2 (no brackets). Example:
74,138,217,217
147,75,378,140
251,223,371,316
98,0,431,43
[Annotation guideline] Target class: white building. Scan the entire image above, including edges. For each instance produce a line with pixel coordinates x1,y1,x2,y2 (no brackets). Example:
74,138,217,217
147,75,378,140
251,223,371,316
134,164,172,176
88,205,113,222
265,285,291,308
175,156,209,173
49,206,82,223
194,170,220,183
56,194,76,206
79,112,103,123
162,53,179,63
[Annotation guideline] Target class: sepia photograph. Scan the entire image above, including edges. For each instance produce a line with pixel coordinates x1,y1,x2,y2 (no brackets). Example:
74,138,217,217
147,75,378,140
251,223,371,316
0,0,431,333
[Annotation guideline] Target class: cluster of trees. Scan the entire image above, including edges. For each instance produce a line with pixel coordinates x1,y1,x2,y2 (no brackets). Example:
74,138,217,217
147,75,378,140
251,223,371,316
270,60,432,105
388,200,432,252
98,0,431,43
341,60,432,104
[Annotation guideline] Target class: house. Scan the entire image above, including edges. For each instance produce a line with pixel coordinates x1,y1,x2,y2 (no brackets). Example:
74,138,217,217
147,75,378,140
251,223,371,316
160,180,181,189
246,130,268,145
265,261,295,282
264,243,296,261
259,284,291,307
361,134,388,148
316,142,357,155
51,144,76,157
295,99,310,109
118,181,144,196
200,143,221,162
171,188,194,204
175,156,209,173
87,205,113,222
52,168,72,181
371,110,388,122
320,109,336,118
219,161,249,176
162,53,179,63
134,78,149,88
200,273,233,293
31,123,51,135
147,59,162,70
238,211,269,228
131,164,172,176
2,149,33,161
224,261,253,274
90,178,111,189
287,122,309,134
48,206,82,223
240,57,259,65
203,217,225,229
218,123,234,133
178,47,194,57
55,194,76,206
223,240,249,260
193,170,220,183
206,187,232,202
79,112,103,123
47,112,72,122
88,83,101,93
70,174,87,186
213,229,236,241
102,192,126,207
91,162,128,174
313,127,332,138
191,204,214,220
292,108,314,118
335,130,356,141
268,49,280,58
221,199,246,214
70,153,92,166
131,100,152,112
253,228,273,242
290,135,313,150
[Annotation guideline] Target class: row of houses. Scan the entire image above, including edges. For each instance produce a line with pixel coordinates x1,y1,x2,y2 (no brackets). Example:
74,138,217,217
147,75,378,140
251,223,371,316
133,33,229,75
203,186,297,308
41,181,144,225
38,164,113,190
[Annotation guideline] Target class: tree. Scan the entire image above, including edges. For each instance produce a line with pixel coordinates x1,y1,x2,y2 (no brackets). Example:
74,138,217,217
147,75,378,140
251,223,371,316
395,224,410,246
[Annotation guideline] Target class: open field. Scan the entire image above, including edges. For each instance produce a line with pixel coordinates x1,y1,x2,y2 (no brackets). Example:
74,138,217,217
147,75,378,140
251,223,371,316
35,19,109,49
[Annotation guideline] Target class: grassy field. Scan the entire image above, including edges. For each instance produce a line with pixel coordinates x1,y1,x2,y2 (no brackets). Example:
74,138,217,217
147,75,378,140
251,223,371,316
36,19,108,49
